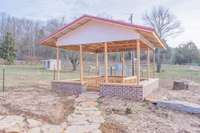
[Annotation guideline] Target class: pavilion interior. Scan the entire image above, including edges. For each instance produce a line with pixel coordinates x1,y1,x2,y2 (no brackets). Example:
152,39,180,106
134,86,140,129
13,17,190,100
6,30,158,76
57,39,155,91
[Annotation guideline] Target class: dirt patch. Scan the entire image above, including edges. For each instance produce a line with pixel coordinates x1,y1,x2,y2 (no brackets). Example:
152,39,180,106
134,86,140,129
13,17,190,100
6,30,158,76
0,83,75,124
100,121,129,133
99,96,200,133
149,79,200,104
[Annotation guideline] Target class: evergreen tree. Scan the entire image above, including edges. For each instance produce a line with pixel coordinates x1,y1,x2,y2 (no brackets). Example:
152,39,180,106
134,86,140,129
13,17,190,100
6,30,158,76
0,32,16,64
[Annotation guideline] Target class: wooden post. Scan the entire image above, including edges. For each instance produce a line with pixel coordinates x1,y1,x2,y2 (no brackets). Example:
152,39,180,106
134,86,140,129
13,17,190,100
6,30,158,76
2,68,5,93
96,53,99,76
121,51,125,83
153,49,156,78
147,48,150,79
136,40,140,85
80,45,84,84
56,46,60,80
131,49,135,76
104,42,108,83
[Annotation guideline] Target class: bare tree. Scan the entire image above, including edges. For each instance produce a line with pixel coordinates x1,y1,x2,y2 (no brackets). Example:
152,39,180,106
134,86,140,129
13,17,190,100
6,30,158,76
143,6,183,72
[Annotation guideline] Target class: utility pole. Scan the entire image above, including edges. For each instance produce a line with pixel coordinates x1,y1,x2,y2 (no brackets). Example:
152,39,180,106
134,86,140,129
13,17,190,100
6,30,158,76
129,13,134,24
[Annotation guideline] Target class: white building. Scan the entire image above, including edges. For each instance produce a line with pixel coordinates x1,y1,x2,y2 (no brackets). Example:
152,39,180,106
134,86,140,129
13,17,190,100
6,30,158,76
41,59,61,71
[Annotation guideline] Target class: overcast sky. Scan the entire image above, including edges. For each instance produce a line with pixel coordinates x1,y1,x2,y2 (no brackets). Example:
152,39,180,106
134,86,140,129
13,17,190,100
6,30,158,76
1,0,200,48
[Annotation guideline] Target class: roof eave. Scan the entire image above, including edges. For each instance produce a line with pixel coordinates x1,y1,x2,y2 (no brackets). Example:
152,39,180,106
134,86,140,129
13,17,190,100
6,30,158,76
39,15,155,45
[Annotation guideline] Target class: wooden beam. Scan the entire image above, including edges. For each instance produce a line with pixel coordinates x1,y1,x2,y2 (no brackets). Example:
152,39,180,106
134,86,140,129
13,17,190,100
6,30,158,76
147,48,150,79
139,35,154,50
104,42,108,83
121,51,125,83
153,49,156,78
56,46,60,80
136,40,140,85
131,49,135,76
79,45,84,84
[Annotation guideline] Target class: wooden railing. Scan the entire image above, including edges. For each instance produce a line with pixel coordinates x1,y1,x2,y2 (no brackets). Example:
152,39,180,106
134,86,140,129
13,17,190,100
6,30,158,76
83,76,137,91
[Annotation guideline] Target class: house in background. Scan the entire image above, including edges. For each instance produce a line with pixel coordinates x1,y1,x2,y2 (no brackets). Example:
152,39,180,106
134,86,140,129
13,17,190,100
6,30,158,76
41,59,61,71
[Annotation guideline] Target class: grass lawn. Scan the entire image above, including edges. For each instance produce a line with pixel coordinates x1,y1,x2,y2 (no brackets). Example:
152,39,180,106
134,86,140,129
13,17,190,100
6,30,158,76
157,64,200,83
0,64,199,90
0,64,79,89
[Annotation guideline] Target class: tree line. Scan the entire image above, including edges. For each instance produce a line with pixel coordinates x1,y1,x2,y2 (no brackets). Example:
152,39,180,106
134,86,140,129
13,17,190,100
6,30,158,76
0,7,199,70
0,12,66,62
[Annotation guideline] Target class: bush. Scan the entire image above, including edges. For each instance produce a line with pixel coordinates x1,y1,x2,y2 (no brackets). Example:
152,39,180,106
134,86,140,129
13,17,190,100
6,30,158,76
125,107,132,114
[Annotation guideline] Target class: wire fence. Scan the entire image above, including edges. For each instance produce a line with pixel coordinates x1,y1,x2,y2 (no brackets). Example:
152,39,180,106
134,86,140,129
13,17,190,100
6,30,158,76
0,64,79,91
0,64,199,92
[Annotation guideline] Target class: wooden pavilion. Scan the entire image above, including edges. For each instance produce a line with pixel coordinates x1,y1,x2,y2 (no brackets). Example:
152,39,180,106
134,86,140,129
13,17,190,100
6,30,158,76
39,15,165,100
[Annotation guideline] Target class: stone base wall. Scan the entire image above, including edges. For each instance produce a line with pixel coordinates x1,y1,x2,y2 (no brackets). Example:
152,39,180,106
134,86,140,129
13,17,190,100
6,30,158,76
142,78,159,98
100,84,143,101
52,81,85,96
100,78,159,101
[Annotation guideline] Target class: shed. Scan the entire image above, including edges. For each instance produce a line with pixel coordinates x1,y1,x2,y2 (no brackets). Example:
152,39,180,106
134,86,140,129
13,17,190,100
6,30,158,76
41,59,61,71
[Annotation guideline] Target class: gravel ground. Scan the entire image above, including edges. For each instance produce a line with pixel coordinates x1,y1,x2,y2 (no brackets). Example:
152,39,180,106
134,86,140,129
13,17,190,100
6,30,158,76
99,96,200,133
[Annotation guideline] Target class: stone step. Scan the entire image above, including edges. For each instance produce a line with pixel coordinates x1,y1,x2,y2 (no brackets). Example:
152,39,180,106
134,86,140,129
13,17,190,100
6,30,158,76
75,106,99,111
68,114,104,124
66,92,104,133
66,125,101,133
73,110,102,116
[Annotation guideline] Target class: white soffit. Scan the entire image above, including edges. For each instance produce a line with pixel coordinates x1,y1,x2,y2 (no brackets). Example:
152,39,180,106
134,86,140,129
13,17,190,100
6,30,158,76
57,20,140,46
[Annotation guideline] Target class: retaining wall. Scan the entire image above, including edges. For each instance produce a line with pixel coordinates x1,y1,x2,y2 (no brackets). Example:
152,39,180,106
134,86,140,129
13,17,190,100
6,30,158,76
52,78,159,101
100,78,159,101
52,81,85,96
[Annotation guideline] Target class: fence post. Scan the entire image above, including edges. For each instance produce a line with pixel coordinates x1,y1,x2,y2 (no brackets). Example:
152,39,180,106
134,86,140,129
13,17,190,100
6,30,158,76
53,65,56,80
2,68,5,93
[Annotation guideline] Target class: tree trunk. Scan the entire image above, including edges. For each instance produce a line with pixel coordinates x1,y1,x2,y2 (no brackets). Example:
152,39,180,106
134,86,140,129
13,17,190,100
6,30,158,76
156,62,161,73
173,81,189,90
72,63,77,71
156,48,161,73
70,58,78,71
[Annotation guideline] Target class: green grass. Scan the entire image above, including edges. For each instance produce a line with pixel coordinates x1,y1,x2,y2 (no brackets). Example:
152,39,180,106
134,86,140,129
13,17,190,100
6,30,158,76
0,64,199,90
0,64,79,89
157,65,200,83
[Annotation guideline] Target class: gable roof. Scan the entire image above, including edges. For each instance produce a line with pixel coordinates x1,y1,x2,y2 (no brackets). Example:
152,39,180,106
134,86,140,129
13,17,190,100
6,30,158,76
39,15,165,49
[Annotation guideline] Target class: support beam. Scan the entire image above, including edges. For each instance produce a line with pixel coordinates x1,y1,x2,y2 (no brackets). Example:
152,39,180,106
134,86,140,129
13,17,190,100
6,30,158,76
104,42,108,83
96,53,99,75
139,35,154,50
136,40,141,85
121,51,125,83
153,49,156,78
147,48,150,79
79,45,84,84
56,46,60,80
131,49,135,76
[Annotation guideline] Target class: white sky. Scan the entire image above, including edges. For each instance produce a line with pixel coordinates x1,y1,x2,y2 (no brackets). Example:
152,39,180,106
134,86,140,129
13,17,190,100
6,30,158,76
1,0,200,48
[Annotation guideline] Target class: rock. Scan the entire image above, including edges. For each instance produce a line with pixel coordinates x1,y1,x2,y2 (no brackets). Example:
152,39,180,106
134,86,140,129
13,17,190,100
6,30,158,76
0,115,26,132
27,127,42,133
173,81,189,90
156,100,200,114
27,119,42,128
109,114,132,125
177,129,191,133
41,124,64,133
48,103,65,124
66,124,101,133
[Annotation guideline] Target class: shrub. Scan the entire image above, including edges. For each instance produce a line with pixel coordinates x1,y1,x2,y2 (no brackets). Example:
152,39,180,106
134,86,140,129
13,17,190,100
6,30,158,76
125,107,132,114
